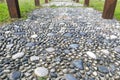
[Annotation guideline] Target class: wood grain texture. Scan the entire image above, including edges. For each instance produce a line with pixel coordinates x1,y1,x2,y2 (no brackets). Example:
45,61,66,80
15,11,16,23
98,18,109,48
102,0,117,19
35,0,40,6
6,0,21,18
84,0,89,6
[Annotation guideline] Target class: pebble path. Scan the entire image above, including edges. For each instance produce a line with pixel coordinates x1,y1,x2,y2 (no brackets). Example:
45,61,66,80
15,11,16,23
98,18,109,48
0,0,120,80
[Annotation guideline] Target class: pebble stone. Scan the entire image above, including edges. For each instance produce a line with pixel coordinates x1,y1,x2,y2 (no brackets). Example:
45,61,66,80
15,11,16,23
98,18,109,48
31,34,38,38
46,47,55,52
101,49,109,55
0,0,120,79
30,56,39,61
34,67,48,77
86,51,97,59
10,71,21,80
73,60,84,70
12,52,24,59
65,74,77,80
98,66,109,74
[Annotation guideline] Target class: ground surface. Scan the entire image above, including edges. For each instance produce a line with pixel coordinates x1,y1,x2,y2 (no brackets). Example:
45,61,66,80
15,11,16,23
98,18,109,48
0,0,120,80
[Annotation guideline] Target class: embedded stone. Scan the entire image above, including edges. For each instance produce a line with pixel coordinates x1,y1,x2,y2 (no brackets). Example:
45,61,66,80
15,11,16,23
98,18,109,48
46,47,55,52
30,56,39,61
86,51,97,59
73,60,84,70
12,52,24,59
34,67,48,77
98,66,109,74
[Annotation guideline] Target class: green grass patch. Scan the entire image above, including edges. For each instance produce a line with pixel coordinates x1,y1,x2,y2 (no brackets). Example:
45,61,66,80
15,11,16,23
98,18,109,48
18,0,36,18
0,2,10,23
80,0,120,20
39,77,47,80
0,0,44,24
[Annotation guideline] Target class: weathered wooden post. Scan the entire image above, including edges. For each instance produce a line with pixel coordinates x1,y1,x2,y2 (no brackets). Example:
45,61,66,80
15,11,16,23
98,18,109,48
84,0,89,6
45,0,48,3
73,0,75,1
76,0,79,3
102,0,117,19
6,0,21,18
35,0,40,6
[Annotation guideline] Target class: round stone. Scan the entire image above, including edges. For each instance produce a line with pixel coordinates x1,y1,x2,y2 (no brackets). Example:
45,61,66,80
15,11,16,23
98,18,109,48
93,71,97,76
5,31,11,34
110,35,117,39
30,56,39,61
34,67,48,77
114,46,120,53
72,60,84,70
26,42,35,47
101,49,109,55
69,44,79,49
12,52,24,59
46,47,55,52
10,71,21,80
63,32,72,37
47,33,55,37
98,66,109,74
6,44,14,49
63,69,68,73
31,34,38,38
86,51,97,59
65,74,77,80
50,68,56,73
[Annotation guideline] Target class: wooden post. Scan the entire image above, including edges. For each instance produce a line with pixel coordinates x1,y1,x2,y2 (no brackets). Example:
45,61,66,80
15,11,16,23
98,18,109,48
6,0,21,18
35,0,40,6
45,0,48,3
102,0,117,19
76,0,79,3
84,0,89,6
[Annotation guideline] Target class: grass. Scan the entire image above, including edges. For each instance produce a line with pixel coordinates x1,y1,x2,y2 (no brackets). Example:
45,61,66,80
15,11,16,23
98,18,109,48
0,0,45,24
0,2,9,23
39,77,47,80
80,0,120,20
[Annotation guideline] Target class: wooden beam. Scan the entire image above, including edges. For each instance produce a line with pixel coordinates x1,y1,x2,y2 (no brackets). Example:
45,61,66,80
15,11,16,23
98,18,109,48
35,0,40,6
84,0,89,6
45,0,48,3
76,0,79,3
102,0,117,19
6,0,21,18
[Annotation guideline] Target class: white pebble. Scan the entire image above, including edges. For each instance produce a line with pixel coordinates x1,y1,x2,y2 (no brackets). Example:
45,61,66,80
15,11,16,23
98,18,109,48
46,47,55,52
30,56,39,61
12,52,24,59
101,49,109,55
31,34,38,38
86,51,97,59
110,35,117,39
34,67,48,77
